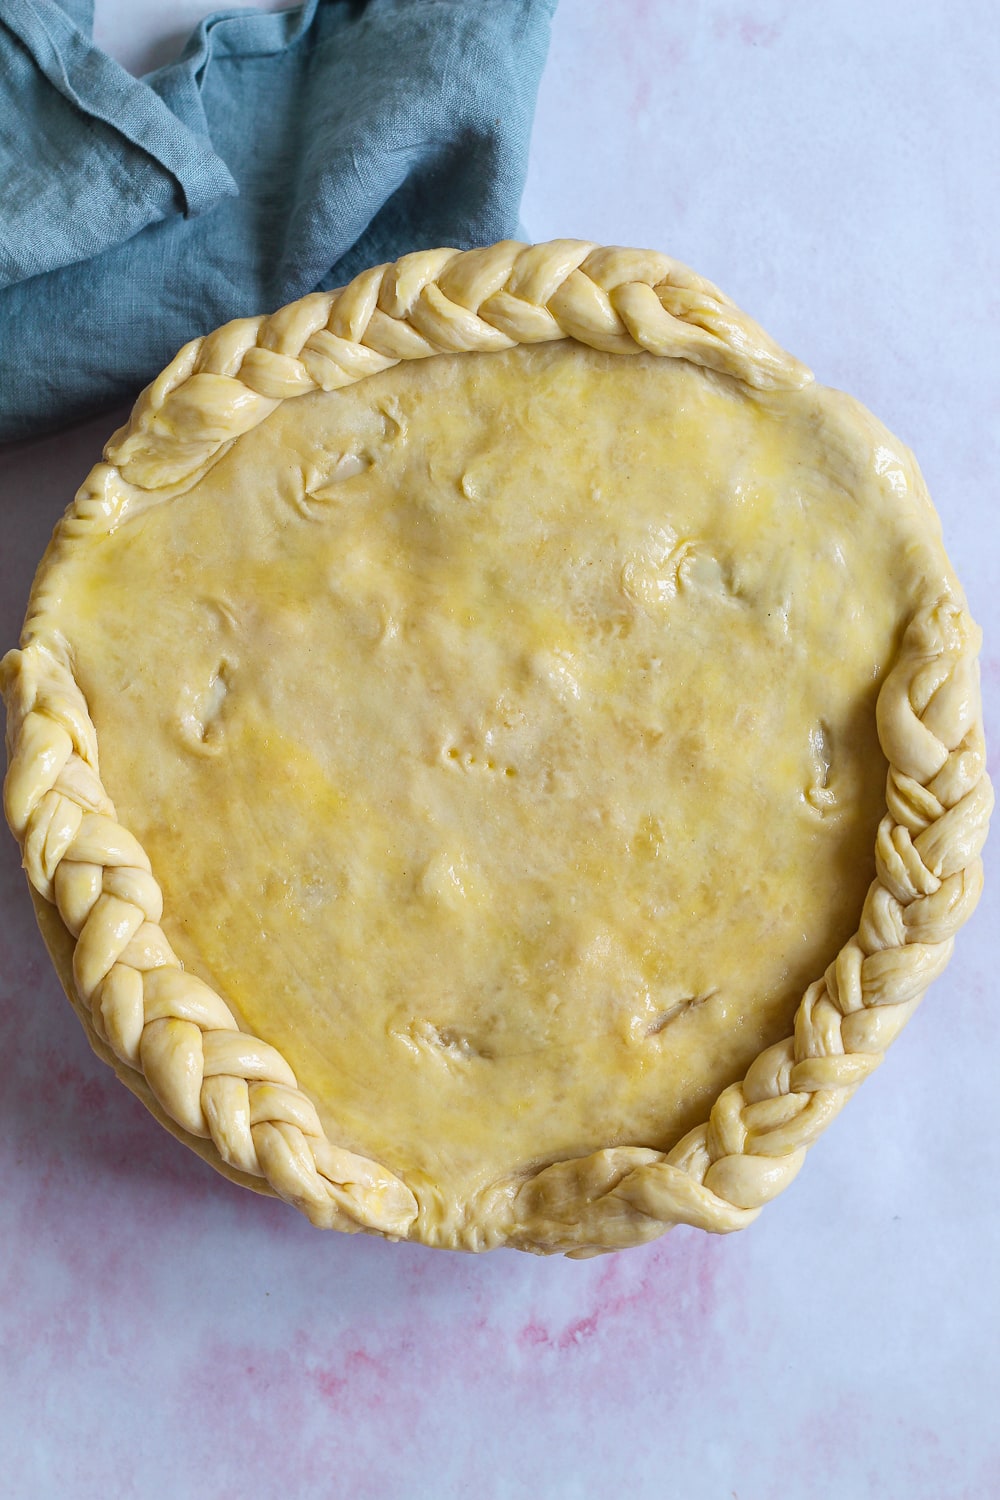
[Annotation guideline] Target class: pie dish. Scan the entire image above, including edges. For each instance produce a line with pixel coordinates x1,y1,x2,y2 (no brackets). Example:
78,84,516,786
2,241,991,1256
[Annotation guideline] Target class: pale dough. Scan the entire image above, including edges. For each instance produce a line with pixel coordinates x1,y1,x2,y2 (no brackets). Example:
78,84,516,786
45,342,948,1224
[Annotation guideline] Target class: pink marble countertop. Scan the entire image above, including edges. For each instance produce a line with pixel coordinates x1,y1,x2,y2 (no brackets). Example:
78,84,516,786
2,3,998,1495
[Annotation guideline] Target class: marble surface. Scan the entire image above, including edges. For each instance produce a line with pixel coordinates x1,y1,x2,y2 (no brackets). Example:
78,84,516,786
2,2,998,1495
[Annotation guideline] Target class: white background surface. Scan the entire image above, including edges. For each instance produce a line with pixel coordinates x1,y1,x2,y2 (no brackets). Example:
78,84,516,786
1,3,998,1496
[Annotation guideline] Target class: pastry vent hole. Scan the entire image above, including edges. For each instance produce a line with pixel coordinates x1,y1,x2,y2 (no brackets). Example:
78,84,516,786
395,1019,491,1064
301,451,374,509
434,1026,474,1058
328,451,372,482
806,720,838,813
444,746,517,777
201,663,231,732
646,990,716,1036
376,401,405,441
179,661,232,755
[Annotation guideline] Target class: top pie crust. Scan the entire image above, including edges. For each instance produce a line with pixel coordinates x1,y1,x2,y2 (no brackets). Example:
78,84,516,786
1,241,992,1256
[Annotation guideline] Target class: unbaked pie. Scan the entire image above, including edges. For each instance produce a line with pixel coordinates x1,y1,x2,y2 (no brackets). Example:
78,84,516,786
2,241,991,1255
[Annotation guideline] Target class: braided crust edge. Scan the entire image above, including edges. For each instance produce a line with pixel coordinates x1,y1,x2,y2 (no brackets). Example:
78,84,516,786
1,241,991,1255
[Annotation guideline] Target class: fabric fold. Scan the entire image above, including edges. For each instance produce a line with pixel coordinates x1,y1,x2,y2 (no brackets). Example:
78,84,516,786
0,0,557,441
0,0,237,288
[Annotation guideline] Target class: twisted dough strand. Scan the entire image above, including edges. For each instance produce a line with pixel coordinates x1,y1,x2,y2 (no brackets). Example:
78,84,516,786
1,638,418,1239
83,240,811,498
508,599,991,1255
1,244,990,1255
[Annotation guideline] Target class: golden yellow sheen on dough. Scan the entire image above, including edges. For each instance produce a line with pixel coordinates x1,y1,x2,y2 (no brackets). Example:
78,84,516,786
4,244,990,1254
41,342,945,1229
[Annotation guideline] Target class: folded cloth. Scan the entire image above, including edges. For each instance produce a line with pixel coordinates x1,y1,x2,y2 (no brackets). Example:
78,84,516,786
0,0,556,440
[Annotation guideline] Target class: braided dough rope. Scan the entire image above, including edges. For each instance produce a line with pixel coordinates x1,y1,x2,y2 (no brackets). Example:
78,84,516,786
1,241,991,1255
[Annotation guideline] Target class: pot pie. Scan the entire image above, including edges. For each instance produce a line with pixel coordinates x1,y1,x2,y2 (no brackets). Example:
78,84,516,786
2,242,991,1256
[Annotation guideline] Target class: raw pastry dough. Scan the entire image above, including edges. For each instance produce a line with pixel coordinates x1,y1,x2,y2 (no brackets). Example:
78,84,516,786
2,242,991,1255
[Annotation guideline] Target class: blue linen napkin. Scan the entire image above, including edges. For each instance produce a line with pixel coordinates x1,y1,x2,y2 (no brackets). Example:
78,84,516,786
0,0,556,440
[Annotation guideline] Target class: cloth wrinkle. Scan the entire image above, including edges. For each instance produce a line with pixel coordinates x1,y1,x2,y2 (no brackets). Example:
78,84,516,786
0,0,557,440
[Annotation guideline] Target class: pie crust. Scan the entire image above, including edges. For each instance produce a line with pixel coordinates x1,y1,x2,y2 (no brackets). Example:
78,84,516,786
2,241,992,1256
